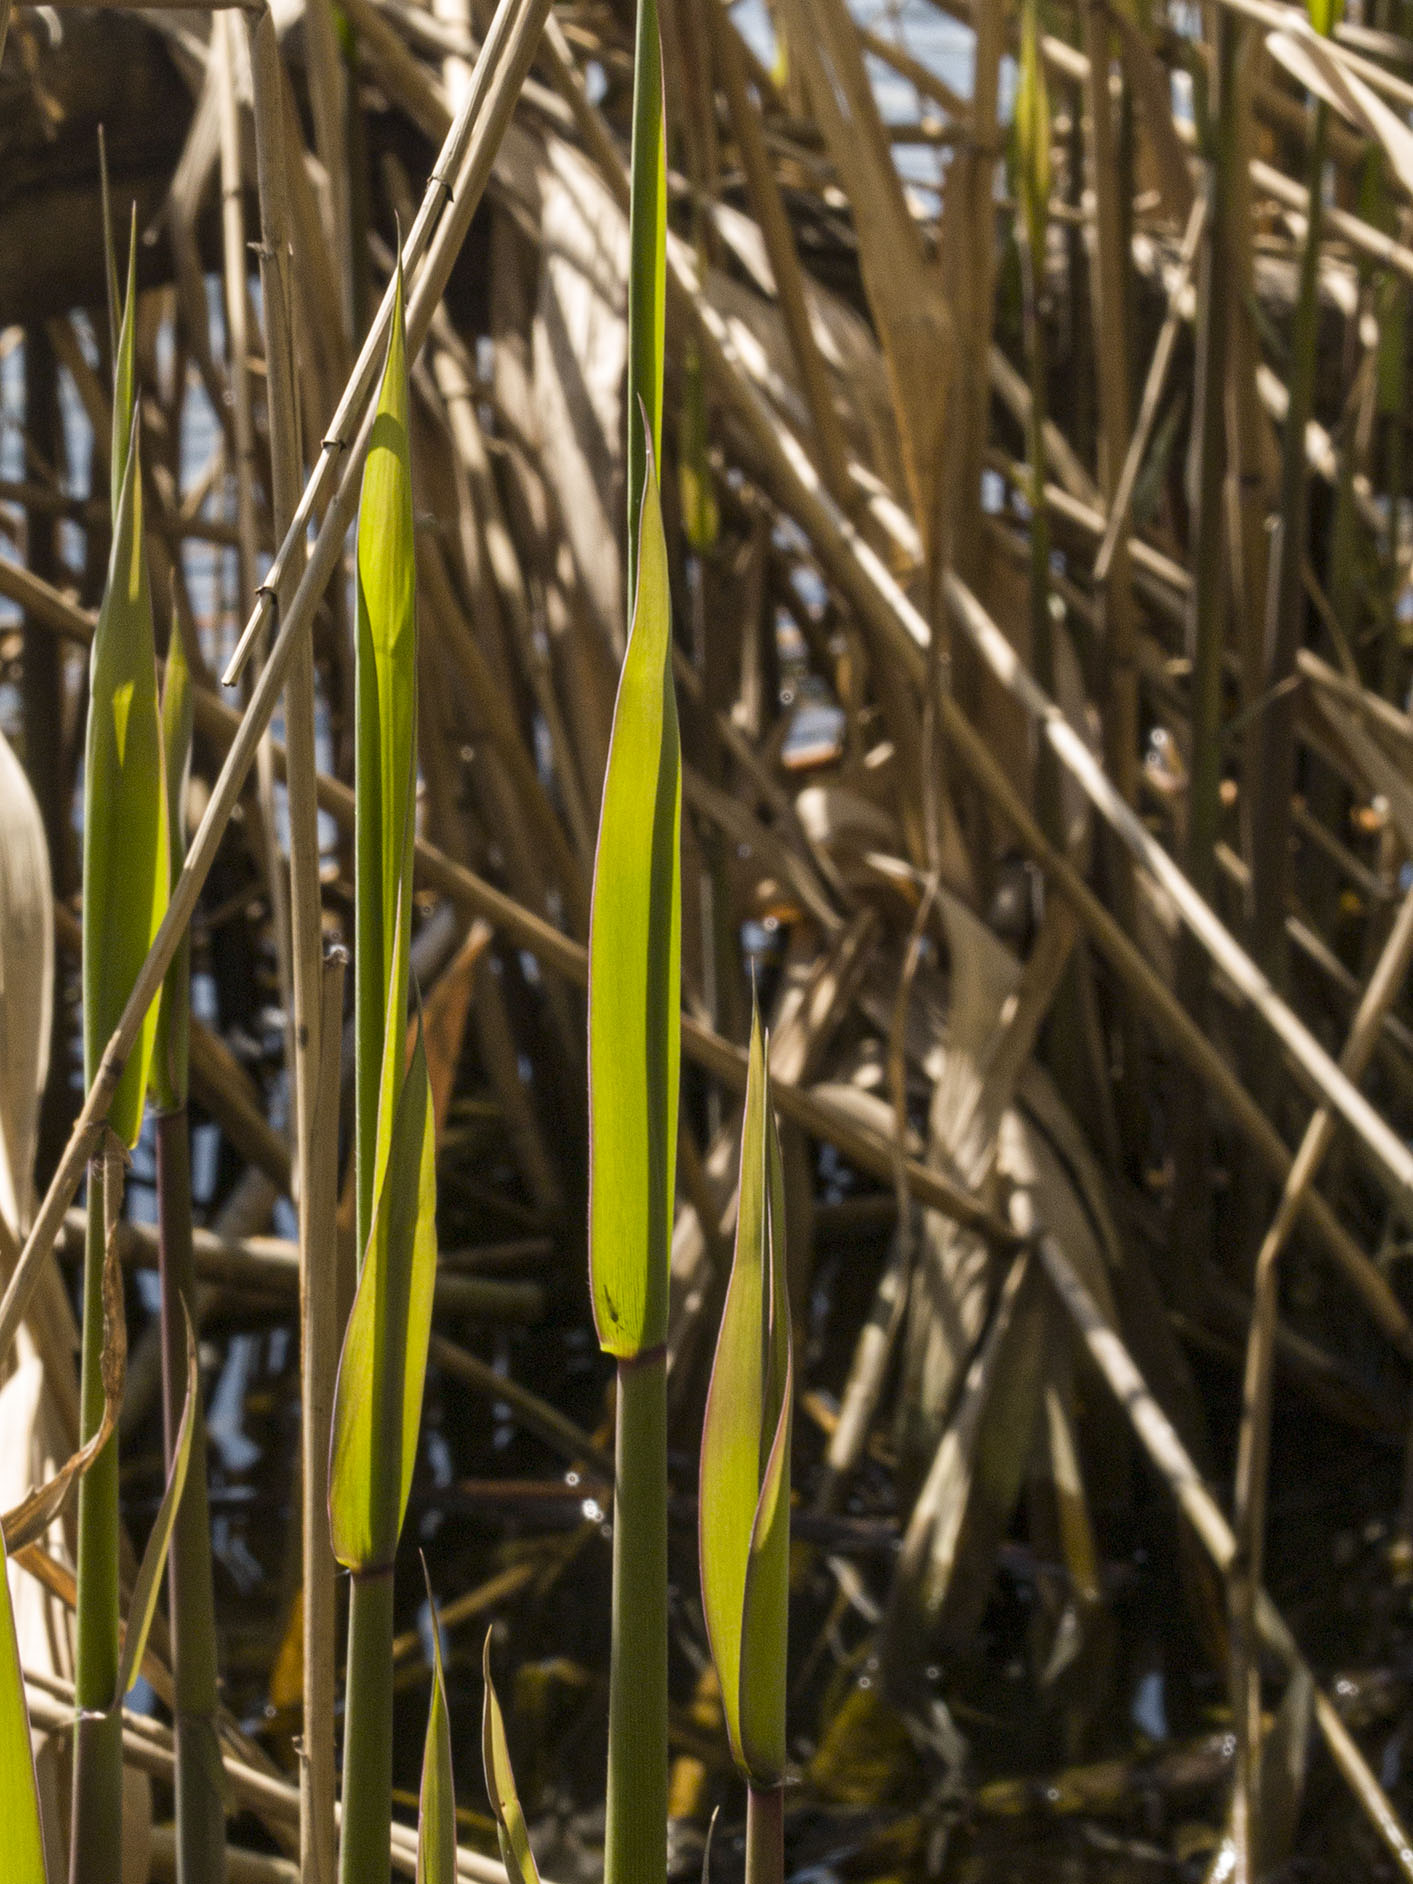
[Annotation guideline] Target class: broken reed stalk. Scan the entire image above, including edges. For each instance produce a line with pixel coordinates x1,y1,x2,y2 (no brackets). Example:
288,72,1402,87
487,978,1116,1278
0,0,556,1373
1229,883,1413,1866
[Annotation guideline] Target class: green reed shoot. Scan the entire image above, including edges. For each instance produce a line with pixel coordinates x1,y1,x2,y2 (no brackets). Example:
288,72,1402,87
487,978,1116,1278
700,1010,793,1884
329,263,439,1884
73,222,169,1884
587,3,678,1883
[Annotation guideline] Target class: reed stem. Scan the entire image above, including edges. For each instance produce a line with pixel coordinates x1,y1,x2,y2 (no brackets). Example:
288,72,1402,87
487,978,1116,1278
339,1569,397,1884
157,1106,226,1884
71,1157,122,1884
604,1350,668,1884
744,1784,784,1884
1250,99,1330,987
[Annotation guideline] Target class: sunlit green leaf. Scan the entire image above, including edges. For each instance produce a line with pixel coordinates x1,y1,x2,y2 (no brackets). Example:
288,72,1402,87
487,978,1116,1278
699,1009,792,1785
329,1018,437,1569
355,261,418,1263
482,1632,542,1884
417,1562,456,1884
588,441,681,1358
115,1303,197,1699
151,620,193,1112
1308,0,1343,38
0,1528,47,1883
737,1091,792,1782
84,418,168,1149
626,0,667,594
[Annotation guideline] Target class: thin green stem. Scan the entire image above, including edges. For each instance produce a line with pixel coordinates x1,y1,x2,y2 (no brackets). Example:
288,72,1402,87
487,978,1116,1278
71,1160,122,1884
745,1784,784,1884
339,1569,397,1884
157,1107,226,1884
604,1351,668,1884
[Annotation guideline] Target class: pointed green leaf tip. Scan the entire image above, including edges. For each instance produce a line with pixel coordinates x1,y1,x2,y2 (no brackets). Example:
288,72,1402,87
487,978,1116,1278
355,260,418,1265
328,1016,437,1569
84,410,169,1149
588,431,681,1358
1015,0,1051,280
109,205,137,518
699,1008,793,1785
483,1633,542,1884
418,1563,456,1884
0,1527,48,1883
626,0,667,594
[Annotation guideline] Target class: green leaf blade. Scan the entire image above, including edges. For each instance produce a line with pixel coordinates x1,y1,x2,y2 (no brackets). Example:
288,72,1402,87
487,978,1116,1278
329,1025,437,1569
152,622,194,1112
83,423,168,1149
115,1304,199,1699
737,1090,793,1785
482,1633,542,1884
626,0,667,591
355,264,418,1262
417,1567,456,1884
699,1017,792,1784
0,1530,48,1884
588,448,681,1359
1015,0,1052,278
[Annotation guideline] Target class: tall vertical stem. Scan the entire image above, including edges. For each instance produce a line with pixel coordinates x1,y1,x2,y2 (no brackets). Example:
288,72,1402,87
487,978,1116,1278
157,1108,226,1884
744,1785,784,1884
1249,101,1330,988
1172,14,1235,1303
604,1352,668,1884
339,1568,397,1884
71,1156,122,1884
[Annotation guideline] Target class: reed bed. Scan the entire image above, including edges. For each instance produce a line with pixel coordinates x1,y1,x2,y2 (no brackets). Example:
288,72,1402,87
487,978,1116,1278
6,0,1413,1879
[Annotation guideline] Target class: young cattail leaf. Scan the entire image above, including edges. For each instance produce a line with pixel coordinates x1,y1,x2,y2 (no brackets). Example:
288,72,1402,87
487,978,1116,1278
0,1528,48,1883
417,1561,455,1884
1015,0,1051,282
114,1305,198,1700
83,414,169,1152
1307,0,1343,37
626,0,667,594
588,427,681,1358
482,1632,542,1884
699,1009,793,1786
328,1014,437,1569
354,259,418,1264
151,621,194,1114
